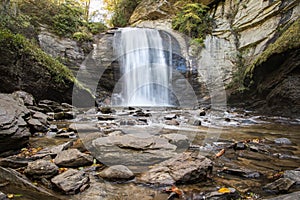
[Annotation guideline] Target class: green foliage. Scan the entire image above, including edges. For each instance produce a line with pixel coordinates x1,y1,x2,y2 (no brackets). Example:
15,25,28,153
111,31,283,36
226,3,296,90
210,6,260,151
72,31,92,41
52,1,85,37
172,2,213,43
0,27,75,85
87,22,107,34
1,0,105,40
110,0,142,27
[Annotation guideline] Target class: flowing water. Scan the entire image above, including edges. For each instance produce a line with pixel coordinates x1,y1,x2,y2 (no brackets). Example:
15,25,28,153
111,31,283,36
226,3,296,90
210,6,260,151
112,28,171,107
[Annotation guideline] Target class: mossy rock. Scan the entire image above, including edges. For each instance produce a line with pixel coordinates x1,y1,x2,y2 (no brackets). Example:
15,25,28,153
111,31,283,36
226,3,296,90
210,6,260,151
244,18,300,88
0,28,94,106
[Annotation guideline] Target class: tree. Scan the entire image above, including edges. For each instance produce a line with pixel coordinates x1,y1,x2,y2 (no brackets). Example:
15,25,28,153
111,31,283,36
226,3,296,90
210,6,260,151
172,3,213,44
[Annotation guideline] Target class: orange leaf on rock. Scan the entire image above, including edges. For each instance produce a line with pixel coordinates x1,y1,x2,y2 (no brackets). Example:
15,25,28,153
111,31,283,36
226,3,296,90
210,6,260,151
218,187,231,193
215,149,225,158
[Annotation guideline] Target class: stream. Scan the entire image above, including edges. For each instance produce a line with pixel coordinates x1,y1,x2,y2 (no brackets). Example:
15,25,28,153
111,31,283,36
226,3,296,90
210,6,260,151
16,107,300,200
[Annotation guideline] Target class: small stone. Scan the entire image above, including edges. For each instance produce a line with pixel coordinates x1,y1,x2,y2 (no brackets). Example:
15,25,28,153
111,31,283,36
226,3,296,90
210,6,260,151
225,118,231,122
138,118,148,123
49,124,58,132
46,131,57,137
54,149,93,167
24,159,59,179
165,119,179,126
234,142,246,150
99,106,114,114
164,114,177,120
51,169,89,194
53,112,65,120
199,109,206,116
274,138,292,145
99,165,134,181
193,119,201,126
263,178,295,193
64,111,76,119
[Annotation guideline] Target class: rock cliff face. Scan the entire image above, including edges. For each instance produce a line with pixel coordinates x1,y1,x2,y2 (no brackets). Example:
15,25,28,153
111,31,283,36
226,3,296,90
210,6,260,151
128,0,300,115
0,94,30,154
0,29,94,107
38,27,93,73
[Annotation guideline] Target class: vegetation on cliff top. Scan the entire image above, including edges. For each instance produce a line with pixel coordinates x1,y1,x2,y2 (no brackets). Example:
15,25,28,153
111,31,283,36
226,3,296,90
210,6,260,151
2,0,106,40
172,1,213,45
103,0,142,27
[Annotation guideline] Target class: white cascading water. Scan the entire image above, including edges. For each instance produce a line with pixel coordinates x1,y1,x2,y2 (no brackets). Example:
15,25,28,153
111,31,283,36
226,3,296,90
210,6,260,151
113,28,171,106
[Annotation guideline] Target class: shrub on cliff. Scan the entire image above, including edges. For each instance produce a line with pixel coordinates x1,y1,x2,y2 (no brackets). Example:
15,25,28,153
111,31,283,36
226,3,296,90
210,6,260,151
172,2,213,45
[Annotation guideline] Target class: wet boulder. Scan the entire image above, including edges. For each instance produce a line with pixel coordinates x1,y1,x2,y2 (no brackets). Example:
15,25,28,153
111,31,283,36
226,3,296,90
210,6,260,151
99,165,134,181
54,149,93,167
51,169,89,194
0,167,59,199
0,94,31,154
274,138,292,145
24,159,59,179
284,169,300,184
138,152,213,185
263,178,295,193
92,134,177,166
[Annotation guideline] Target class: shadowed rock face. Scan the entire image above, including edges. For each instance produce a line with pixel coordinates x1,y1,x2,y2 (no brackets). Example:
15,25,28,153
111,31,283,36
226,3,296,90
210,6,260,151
0,94,31,154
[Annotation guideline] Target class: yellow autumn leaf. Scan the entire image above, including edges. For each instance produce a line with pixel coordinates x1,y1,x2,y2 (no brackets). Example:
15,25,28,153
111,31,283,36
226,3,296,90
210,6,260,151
218,187,231,193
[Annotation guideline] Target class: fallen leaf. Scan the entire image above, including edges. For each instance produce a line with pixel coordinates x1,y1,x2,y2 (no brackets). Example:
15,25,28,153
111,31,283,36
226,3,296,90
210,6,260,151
7,194,14,199
218,187,231,193
59,168,68,173
164,185,184,200
252,139,260,143
215,149,225,158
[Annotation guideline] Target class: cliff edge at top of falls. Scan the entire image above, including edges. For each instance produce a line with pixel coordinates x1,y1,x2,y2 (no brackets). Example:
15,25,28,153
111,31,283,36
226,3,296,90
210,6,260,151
127,0,300,117
129,0,215,24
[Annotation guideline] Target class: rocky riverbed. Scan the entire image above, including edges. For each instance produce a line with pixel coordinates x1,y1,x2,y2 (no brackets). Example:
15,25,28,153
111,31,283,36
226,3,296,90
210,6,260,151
0,91,300,200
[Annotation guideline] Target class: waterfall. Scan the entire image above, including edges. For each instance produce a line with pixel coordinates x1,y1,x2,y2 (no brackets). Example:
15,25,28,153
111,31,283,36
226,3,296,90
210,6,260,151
113,28,171,107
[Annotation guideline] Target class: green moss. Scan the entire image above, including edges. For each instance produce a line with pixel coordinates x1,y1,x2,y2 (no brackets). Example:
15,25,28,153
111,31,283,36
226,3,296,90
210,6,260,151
0,28,84,89
244,18,300,81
